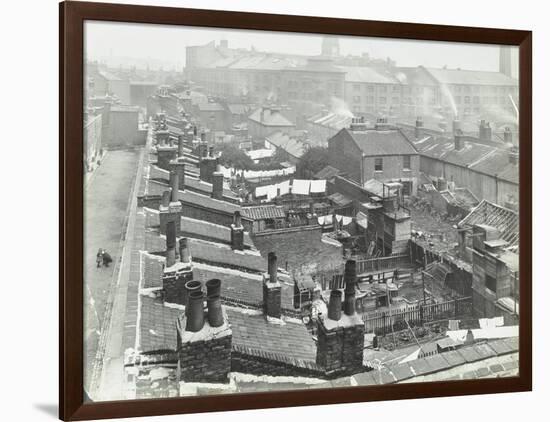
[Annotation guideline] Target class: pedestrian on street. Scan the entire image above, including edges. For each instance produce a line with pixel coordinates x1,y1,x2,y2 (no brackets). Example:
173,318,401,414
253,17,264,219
96,248,104,268
102,251,113,268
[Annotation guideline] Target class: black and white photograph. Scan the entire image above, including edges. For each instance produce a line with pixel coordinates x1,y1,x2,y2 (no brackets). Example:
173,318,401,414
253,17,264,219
83,20,521,402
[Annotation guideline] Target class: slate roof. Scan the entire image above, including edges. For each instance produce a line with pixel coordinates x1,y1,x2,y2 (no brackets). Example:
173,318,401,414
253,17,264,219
458,199,519,249
145,180,244,216
265,131,306,158
252,227,343,276
192,263,295,310
356,338,519,385
336,128,418,156
248,108,295,127
197,102,225,112
327,192,353,207
227,309,317,362
308,112,353,130
145,232,266,273
410,136,519,183
242,205,286,220
425,67,518,87
148,165,237,199
339,66,400,84
139,295,181,352
314,165,342,180
179,216,254,248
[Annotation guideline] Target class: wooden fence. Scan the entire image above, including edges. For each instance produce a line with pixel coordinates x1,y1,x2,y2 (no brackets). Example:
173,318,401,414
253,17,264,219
355,253,411,275
362,296,472,335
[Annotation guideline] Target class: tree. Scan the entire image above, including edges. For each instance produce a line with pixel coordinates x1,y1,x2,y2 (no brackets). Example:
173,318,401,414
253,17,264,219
216,144,254,170
297,146,330,178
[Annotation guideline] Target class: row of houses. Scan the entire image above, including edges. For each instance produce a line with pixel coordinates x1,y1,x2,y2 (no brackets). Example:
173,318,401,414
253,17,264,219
184,39,518,123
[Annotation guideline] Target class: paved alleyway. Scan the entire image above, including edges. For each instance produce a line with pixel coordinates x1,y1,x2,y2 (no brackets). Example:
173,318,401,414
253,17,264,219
83,148,141,394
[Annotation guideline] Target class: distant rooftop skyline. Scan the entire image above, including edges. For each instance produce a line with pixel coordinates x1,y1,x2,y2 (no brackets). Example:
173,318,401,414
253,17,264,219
85,21,519,77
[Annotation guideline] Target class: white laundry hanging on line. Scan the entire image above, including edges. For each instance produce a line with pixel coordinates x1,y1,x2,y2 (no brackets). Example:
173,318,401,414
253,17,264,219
292,179,310,195
310,179,327,193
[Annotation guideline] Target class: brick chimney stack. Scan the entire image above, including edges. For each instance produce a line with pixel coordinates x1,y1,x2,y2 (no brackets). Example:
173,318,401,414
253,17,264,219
343,259,357,316
169,170,179,203
415,116,423,139
176,279,232,383
230,211,244,251
454,129,465,151
479,120,492,142
503,127,513,145
162,235,194,305
263,252,282,319
157,138,178,170
159,170,183,235
316,263,365,376
199,145,218,184
177,134,185,157
211,165,224,200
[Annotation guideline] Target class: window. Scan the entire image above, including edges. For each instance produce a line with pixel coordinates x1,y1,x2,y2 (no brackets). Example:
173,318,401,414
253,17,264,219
353,83,361,91
473,96,480,104
485,274,497,293
367,85,375,92
374,157,383,172
379,96,387,104
464,96,471,104
353,95,361,103
379,85,387,93
403,155,411,170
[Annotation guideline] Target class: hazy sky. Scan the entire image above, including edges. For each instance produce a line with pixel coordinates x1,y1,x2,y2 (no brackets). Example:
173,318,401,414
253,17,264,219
85,20,518,75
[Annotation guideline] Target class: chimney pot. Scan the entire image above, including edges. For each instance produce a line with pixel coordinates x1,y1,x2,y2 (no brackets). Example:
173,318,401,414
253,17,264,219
206,278,221,297
179,237,190,264
177,135,184,157
327,289,342,321
186,290,205,332
166,220,177,268
207,294,224,327
161,190,170,207
267,252,277,284
212,167,224,200
169,170,179,202
184,280,202,317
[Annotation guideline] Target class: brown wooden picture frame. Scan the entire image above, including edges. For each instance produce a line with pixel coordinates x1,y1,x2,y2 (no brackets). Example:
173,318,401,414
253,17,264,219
60,1,532,420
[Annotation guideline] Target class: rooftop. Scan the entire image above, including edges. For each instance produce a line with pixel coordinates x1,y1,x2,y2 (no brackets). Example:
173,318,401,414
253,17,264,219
265,131,306,159
459,200,519,250
242,205,286,220
425,67,518,87
410,136,519,183
227,308,317,363
335,127,418,156
248,108,295,127
339,65,400,84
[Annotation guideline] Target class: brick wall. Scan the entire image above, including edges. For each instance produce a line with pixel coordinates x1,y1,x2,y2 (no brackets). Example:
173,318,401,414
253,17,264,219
177,327,233,383
316,316,365,377
252,225,343,274
328,130,362,183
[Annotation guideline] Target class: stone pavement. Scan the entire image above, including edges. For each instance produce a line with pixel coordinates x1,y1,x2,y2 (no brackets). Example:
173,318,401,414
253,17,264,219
83,148,141,396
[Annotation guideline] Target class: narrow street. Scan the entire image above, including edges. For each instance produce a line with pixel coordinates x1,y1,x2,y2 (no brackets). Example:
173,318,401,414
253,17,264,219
83,148,141,395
